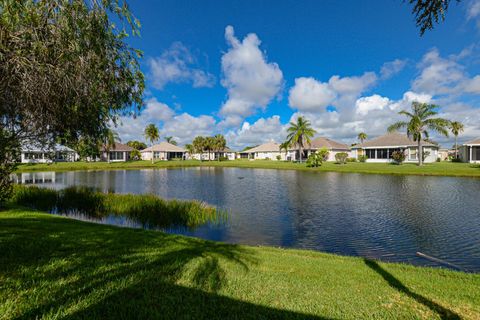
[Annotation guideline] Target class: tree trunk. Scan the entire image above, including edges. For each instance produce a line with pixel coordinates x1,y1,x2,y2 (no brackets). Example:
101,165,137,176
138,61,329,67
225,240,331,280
151,150,154,164
455,135,458,159
299,145,302,163
418,139,423,166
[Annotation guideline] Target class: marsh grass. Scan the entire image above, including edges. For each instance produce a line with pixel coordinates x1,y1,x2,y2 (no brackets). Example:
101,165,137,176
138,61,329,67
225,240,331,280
11,185,224,229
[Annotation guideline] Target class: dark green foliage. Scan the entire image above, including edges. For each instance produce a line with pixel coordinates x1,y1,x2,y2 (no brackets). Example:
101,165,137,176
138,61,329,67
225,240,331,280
335,152,349,164
392,151,406,165
130,149,142,160
11,186,223,229
127,141,148,150
358,155,369,163
306,148,329,167
407,0,460,35
346,157,357,162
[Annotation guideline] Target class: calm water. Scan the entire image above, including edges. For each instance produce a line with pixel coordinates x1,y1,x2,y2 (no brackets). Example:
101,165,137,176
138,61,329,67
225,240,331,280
14,168,480,271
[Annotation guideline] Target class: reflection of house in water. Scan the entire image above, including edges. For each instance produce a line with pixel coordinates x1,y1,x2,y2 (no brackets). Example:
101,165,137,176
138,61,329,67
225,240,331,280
14,172,56,185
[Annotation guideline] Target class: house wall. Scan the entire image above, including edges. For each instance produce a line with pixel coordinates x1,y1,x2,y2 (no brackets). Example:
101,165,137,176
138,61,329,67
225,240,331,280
288,149,351,162
253,151,285,160
460,146,480,163
101,151,129,162
21,151,78,163
354,147,438,163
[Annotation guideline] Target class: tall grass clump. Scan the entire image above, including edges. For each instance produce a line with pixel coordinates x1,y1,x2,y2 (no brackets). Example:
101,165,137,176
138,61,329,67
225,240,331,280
11,185,224,229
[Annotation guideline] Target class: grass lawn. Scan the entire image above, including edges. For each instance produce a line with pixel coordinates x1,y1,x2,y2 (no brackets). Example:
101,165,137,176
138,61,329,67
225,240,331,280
1,208,479,319
15,159,480,178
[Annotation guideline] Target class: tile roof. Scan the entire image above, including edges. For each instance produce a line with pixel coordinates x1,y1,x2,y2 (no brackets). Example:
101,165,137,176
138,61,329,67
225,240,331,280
243,142,281,153
353,132,436,148
101,142,134,152
141,142,186,153
464,137,480,145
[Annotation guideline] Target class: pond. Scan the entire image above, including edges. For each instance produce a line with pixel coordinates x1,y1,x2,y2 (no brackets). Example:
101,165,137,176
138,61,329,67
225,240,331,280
13,168,480,272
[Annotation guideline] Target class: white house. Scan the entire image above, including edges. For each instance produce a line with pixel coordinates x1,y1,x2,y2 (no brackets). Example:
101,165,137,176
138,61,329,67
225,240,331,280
288,137,351,161
459,138,480,163
100,143,134,162
238,142,285,160
21,144,78,163
188,148,236,161
141,142,186,161
351,132,439,163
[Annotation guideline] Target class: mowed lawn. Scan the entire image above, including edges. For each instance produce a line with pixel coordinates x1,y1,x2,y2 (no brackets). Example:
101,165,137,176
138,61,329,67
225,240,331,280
16,160,480,178
1,209,479,319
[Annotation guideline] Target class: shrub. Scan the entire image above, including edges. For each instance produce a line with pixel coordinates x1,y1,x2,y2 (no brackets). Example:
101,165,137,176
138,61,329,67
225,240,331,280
130,149,142,161
219,156,229,161
358,155,368,162
276,155,281,161
391,151,406,164
335,152,349,164
306,151,325,167
317,148,330,162
451,158,462,163
346,157,357,162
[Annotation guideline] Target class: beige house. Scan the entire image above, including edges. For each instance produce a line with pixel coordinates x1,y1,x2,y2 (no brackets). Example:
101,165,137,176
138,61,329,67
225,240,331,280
189,148,236,161
101,143,133,162
238,142,285,160
141,142,186,161
288,137,351,161
459,138,480,163
351,133,439,163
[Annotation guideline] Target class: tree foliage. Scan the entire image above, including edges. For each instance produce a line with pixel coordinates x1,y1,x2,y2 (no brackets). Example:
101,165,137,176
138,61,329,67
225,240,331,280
0,0,144,202
407,0,460,35
306,148,329,167
127,140,147,150
388,102,450,166
335,152,348,164
285,116,316,162
450,121,464,159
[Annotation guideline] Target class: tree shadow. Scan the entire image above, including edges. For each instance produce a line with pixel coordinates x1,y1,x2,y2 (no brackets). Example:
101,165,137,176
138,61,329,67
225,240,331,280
364,259,460,320
1,214,332,319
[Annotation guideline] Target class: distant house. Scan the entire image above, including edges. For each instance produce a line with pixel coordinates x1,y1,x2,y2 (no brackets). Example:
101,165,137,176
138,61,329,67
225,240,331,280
288,137,351,161
459,138,480,163
189,147,236,161
351,132,439,163
100,143,134,162
21,144,78,163
141,142,186,161
238,142,284,160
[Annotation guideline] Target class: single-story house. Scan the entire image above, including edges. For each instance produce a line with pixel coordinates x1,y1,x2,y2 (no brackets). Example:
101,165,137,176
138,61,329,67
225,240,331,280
351,132,439,163
189,147,236,161
238,142,285,160
141,142,186,161
459,138,480,163
21,144,78,163
101,143,134,162
288,137,351,161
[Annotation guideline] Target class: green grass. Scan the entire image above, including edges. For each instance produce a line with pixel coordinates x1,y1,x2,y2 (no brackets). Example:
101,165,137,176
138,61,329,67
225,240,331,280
1,208,479,319
10,185,222,229
15,159,480,178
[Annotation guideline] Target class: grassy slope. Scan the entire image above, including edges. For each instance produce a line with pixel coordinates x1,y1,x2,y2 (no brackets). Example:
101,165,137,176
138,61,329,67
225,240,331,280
15,160,480,178
1,209,479,319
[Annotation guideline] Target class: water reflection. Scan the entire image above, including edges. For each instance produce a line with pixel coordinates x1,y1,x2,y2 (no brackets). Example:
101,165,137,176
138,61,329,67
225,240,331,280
13,168,480,271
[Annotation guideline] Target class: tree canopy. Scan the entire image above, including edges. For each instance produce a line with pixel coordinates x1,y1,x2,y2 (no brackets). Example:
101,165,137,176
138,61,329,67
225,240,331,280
407,0,460,35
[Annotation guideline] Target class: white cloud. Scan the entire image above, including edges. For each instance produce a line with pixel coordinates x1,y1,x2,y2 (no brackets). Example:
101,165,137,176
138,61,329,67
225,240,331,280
225,116,286,148
380,59,407,79
467,0,480,21
159,113,217,145
464,75,480,94
288,77,336,111
288,72,377,113
148,42,215,90
220,26,284,119
116,98,176,142
355,94,391,116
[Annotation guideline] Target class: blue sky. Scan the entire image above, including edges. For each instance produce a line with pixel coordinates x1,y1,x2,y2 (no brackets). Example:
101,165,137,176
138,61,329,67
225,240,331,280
117,0,480,148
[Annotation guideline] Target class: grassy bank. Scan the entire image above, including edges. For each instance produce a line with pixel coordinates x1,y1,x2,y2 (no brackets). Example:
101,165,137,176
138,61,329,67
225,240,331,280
15,159,480,178
11,185,222,229
1,208,479,319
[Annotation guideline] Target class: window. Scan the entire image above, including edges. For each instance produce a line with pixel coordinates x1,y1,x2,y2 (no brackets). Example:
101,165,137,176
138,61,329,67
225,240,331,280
366,149,375,159
474,146,480,161
377,149,388,159
409,148,417,160
109,151,124,160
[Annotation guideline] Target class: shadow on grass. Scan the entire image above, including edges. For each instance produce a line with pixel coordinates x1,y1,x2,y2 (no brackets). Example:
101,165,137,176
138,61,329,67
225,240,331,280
364,259,460,320
0,213,330,319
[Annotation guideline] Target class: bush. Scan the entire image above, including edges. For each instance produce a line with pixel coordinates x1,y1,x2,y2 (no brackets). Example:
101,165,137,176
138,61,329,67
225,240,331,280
306,152,324,167
219,156,229,161
276,155,281,161
346,157,357,162
451,158,462,163
391,150,406,164
358,155,368,162
335,152,349,164
130,149,142,161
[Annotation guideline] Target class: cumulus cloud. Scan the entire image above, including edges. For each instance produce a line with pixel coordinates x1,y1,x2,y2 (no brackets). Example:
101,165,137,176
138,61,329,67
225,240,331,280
288,72,377,112
225,116,286,148
467,0,480,27
355,94,391,116
148,42,215,89
380,59,407,79
159,113,217,145
220,26,284,119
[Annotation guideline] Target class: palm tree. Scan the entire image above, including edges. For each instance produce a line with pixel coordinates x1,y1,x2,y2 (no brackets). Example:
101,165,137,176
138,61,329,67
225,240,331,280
205,136,215,161
388,102,450,166
185,143,195,160
144,123,159,164
192,136,206,161
279,141,290,161
213,134,227,161
285,116,316,162
450,121,464,159
357,132,367,144
165,136,177,145
104,129,121,163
